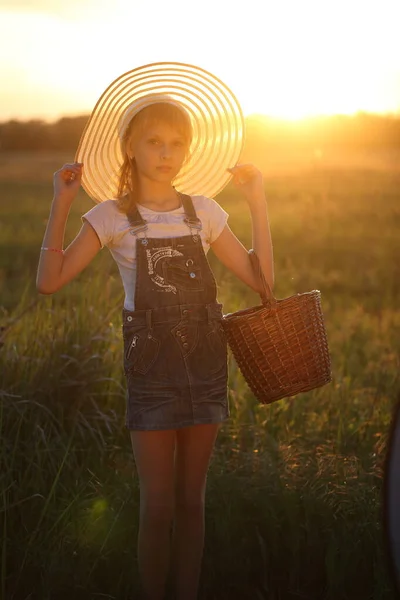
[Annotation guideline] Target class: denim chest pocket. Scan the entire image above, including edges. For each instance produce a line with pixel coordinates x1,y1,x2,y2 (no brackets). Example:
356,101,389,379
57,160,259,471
162,257,204,292
123,326,160,375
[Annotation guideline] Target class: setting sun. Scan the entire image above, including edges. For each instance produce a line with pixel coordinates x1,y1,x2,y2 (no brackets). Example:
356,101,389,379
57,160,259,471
0,0,399,122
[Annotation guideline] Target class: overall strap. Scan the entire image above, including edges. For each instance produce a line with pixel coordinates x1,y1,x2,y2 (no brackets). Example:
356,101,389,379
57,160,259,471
126,204,148,235
181,194,202,231
126,192,202,236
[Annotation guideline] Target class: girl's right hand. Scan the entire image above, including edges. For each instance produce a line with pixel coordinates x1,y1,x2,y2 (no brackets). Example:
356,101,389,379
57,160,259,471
53,162,84,203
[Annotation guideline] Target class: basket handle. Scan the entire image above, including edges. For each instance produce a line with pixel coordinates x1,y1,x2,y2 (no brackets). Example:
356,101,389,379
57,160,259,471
248,249,277,307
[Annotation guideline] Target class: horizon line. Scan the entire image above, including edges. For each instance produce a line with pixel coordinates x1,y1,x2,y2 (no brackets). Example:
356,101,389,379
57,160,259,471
1,109,400,126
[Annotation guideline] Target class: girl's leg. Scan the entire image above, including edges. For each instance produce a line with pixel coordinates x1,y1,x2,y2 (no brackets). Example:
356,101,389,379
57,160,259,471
130,428,177,600
171,422,221,600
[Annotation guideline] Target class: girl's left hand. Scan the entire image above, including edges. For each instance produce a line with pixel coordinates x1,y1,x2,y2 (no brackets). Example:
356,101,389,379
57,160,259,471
227,163,265,204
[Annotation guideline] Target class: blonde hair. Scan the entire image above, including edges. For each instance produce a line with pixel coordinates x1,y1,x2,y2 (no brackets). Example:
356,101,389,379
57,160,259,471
116,103,192,213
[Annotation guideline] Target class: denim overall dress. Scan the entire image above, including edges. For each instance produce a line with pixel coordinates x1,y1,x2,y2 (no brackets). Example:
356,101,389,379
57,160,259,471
122,193,230,430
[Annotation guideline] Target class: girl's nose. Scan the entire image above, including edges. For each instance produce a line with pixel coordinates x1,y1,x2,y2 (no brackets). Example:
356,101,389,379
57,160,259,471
160,145,171,159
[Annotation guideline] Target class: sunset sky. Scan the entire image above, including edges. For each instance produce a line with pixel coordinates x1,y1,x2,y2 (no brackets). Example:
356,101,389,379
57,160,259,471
1,0,399,122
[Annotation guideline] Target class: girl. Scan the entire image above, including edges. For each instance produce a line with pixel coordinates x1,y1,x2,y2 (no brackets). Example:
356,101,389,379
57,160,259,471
36,64,274,600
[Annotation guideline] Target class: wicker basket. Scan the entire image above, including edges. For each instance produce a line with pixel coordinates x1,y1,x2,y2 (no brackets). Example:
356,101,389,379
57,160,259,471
222,249,332,404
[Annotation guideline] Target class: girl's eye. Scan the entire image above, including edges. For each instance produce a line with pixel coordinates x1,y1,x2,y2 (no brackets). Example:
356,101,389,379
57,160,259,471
147,139,184,147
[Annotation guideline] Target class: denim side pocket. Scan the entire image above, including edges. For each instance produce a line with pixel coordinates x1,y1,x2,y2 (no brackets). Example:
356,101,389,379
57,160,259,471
205,320,228,374
123,326,160,375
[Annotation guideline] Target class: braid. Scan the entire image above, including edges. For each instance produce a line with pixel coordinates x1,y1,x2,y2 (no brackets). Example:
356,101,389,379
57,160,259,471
117,155,138,213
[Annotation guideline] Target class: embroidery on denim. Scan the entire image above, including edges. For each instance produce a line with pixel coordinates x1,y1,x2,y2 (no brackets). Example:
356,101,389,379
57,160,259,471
145,246,183,294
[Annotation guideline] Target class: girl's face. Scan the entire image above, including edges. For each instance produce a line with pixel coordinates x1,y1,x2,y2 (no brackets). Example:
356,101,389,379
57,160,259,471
128,121,188,184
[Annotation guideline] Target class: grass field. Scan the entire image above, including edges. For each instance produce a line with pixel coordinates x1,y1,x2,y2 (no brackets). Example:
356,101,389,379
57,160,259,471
1,153,400,599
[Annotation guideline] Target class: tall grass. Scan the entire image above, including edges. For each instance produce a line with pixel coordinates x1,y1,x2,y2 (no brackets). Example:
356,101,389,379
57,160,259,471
1,165,399,599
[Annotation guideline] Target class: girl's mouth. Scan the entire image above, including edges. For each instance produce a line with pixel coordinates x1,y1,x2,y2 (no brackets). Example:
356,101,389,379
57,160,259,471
157,166,173,172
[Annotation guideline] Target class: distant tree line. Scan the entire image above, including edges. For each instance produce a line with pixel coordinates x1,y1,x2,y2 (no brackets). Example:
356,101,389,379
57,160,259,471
0,112,400,152
246,112,400,151
0,116,89,152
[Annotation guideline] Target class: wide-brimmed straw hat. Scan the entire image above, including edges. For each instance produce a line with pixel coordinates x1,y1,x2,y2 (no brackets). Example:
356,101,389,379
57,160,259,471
75,62,245,203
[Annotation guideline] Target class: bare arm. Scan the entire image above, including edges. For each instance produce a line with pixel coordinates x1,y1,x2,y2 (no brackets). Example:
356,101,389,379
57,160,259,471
36,162,101,294
211,164,274,294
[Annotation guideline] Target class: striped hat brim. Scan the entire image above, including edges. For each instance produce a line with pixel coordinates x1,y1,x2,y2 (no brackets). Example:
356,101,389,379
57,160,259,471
75,62,245,203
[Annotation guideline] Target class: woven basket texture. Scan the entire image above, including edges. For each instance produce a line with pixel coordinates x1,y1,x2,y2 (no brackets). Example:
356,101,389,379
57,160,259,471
222,250,332,404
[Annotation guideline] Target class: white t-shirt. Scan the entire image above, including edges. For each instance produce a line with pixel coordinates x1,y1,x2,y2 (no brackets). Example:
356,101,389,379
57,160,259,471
82,195,229,311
